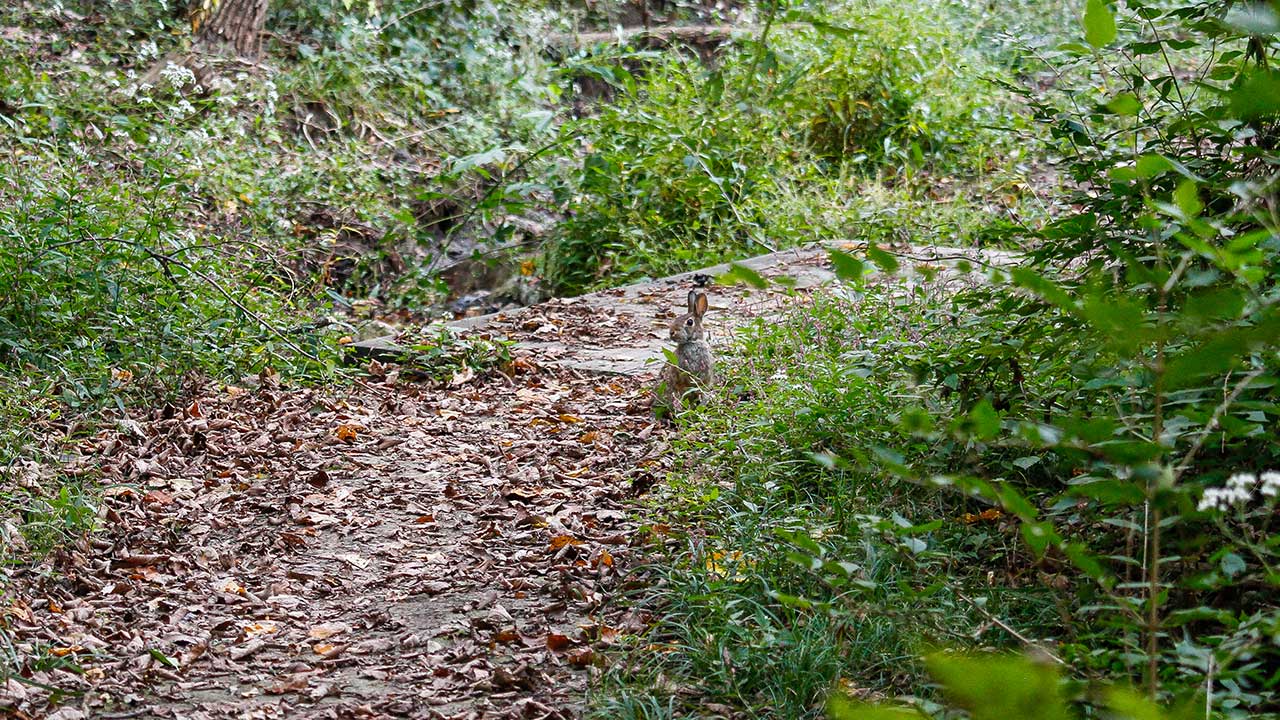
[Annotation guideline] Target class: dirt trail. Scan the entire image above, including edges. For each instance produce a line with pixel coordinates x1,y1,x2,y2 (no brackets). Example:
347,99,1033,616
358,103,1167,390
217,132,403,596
3,244,1007,719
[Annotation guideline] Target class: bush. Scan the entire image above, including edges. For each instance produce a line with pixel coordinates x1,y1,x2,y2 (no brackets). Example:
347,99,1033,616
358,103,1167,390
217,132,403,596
545,52,795,293
776,2,1017,170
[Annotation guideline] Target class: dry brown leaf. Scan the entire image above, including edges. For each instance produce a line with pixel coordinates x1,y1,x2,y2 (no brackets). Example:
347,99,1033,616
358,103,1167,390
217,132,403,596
567,648,596,667
244,621,278,638
308,622,350,640
335,424,362,442
548,535,584,551
143,490,175,506
312,642,343,658
544,633,571,652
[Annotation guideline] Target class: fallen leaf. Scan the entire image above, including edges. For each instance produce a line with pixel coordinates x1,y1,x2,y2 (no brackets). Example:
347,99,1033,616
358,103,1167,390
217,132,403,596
244,621,278,638
312,642,343,658
143,490,174,506
335,424,362,443
493,629,521,644
545,633,571,651
567,648,596,667
308,622,350,640
548,535,584,551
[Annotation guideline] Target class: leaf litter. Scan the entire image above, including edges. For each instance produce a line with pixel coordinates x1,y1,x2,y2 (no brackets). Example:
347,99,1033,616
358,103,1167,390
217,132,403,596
0,245,894,719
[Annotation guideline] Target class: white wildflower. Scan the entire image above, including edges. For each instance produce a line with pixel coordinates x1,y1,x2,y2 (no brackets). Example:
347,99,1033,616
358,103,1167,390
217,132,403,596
1261,471,1280,497
159,62,196,90
138,40,159,60
169,98,195,120
260,78,279,117
1227,472,1257,491
1198,487,1232,512
1198,471,1280,511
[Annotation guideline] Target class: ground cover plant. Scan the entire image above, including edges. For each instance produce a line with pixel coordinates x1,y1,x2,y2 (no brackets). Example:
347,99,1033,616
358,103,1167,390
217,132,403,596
2,0,1277,717
588,0,1280,717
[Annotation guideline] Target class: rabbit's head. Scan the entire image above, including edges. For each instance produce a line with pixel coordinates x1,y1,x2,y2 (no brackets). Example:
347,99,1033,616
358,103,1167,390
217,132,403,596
669,290,708,344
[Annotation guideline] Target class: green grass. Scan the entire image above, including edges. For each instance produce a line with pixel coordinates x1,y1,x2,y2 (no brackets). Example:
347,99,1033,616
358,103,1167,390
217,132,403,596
591,286,1065,718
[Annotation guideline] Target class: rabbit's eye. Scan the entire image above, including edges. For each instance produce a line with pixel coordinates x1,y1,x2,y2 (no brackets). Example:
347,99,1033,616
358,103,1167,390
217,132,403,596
685,319,693,326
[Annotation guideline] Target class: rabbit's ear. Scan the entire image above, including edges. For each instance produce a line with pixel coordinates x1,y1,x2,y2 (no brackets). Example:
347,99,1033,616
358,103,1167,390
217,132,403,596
687,290,698,314
694,292,708,317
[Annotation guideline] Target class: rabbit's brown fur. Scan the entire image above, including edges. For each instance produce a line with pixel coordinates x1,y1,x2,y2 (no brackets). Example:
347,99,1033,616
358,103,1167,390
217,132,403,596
654,291,714,415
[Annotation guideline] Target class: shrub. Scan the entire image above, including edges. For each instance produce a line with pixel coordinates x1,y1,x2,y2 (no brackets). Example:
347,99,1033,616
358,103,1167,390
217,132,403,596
776,2,1017,171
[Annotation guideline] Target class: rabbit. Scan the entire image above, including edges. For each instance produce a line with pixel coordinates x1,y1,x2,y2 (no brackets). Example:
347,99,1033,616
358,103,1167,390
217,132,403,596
653,290,715,415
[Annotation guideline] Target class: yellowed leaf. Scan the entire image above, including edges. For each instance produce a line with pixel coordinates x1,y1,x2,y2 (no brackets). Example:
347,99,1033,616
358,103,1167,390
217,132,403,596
548,535,584,551
244,621,278,638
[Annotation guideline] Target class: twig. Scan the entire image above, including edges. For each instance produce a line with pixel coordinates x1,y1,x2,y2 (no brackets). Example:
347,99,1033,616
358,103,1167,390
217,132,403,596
956,591,1066,665
1173,368,1265,479
379,1,447,34
76,236,322,362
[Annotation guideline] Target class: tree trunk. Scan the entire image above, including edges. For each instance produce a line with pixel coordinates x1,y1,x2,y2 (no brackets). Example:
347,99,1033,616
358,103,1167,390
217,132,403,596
197,0,269,59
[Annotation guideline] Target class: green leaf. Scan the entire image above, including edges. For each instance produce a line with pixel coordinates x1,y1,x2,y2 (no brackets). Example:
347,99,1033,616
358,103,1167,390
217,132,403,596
1009,267,1075,309
770,591,814,610
926,653,1071,720
1021,521,1056,556
1012,455,1040,470
1173,180,1202,218
1105,687,1165,720
149,648,179,668
1084,0,1117,48
1229,69,1280,119
1067,479,1145,505
828,695,926,720
998,483,1040,520
1134,153,1171,178
1223,4,1280,37
968,400,1002,441
1106,92,1141,116
717,262,768,288
866,244,900,273
1080,291,1150,354
829,249,866,284
1220,552,1246,578
1064,541,1111,582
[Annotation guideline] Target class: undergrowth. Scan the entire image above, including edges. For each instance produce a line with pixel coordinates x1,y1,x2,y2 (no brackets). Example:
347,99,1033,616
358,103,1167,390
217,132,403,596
591,282,1061,719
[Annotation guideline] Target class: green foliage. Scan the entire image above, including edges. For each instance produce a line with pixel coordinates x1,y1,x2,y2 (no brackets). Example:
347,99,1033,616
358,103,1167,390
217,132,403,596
545,0,1030,294
776,3,1016,169
401,323,514,381
591,290,1060,717
546,52,794,293
831,652,1195,720
818,0,1280,714
596,1,1280,716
